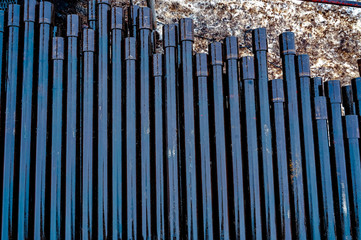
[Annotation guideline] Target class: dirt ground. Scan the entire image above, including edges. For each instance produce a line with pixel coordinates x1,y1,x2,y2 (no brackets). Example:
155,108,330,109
75,0,361,84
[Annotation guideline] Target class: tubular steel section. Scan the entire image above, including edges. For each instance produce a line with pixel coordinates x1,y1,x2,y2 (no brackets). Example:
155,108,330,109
313,96,337,239
279,32,307,239
153,53,165,239
129,5,139,38
223,36,246,240
208,42,230,240
344,115,361,240
88,0,96,30
49,36,65,240
16,0,36,238
0,10,4,123
0,4,20,240
352,77,361,116
325,80,352,239
195,53,213,240
296,54,321,239
163,23,181,239
252,28,277,240
311,77,323,97
241,56,263,240
270,79,293,239
110,7,124,240
33,3,53,239
125,37,137,239
179,18,198,239
138,7,153,239
82,28,95,240
342,85,355,115
65,14,79,240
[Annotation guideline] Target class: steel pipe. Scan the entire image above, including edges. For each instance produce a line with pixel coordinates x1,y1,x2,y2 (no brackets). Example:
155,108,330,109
351,77,361,116
208,42,231,239
16,1,36,238
270,79,293,239
325,80,352,239
223,36,245,240
0,4,20,239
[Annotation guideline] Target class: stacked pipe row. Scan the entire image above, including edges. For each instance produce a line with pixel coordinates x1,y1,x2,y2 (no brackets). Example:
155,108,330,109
0,1,361,239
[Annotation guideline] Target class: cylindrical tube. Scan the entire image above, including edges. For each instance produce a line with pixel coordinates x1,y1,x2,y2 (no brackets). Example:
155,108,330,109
279,32,307,239
128,5,139,38
343,115,361,239
16,0,36,238
163,23,180,239
110,7,124,239
88,0,96,29
342,85,355,115
270,79,293,239
0,9,5,112
65,14,79,240
179,18,198,239
324,80,352,239
1,4,20,240
33,3,53,239
241,56,263,240
311,77,323,97
195,53,214,240
296,54,321,239
252,28,277,240
138,7,153,239
82,28,95,240
223,36,245,240
153,53,165,239
49,36,64,240
125,37,137,239
313,96,336,239
97,1,110,238
208,42,231,239
352,78,361,116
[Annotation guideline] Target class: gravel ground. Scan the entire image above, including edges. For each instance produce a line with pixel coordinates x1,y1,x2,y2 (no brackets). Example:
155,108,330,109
74,0,361,84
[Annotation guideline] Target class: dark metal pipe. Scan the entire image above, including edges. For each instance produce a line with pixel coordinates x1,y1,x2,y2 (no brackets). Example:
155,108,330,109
313,96,337,239
296,54,321,239
163,23,180,239
125,37,137,239
343,115,361,239
110,7,124,239
351,77,361,116
97,1,110,238
65,14,79,240
324,80,352,239
195,53,214,239
33,3,53,238
302,0,361,8
49,36,65,240
342,85,355,115
208,42,231,239
16,0,36,238
179,18,198,239
82,27,95,240
252,28,277,240
138,7,153,239
153,53,165,239
223,36,245,240
279,32,307,239
311,77,323,97
270,79,293,239
88,0,96,30
128,5,139,38
0,4,20,239
0,10,4,113
240,56,263,240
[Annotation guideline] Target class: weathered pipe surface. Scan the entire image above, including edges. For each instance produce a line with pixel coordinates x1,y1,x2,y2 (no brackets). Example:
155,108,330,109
270,79,293,240
313,96,336,240
1,4,20,240
280,31,307,239
351,77,361,116
17,0,36,239
195,53,214,240
163,23,181,240
325,80,352,239
110,6,124,240
296,54,321,240
252,28,277,240
223,36,246,240
208,41,230,240
241,56,263,240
